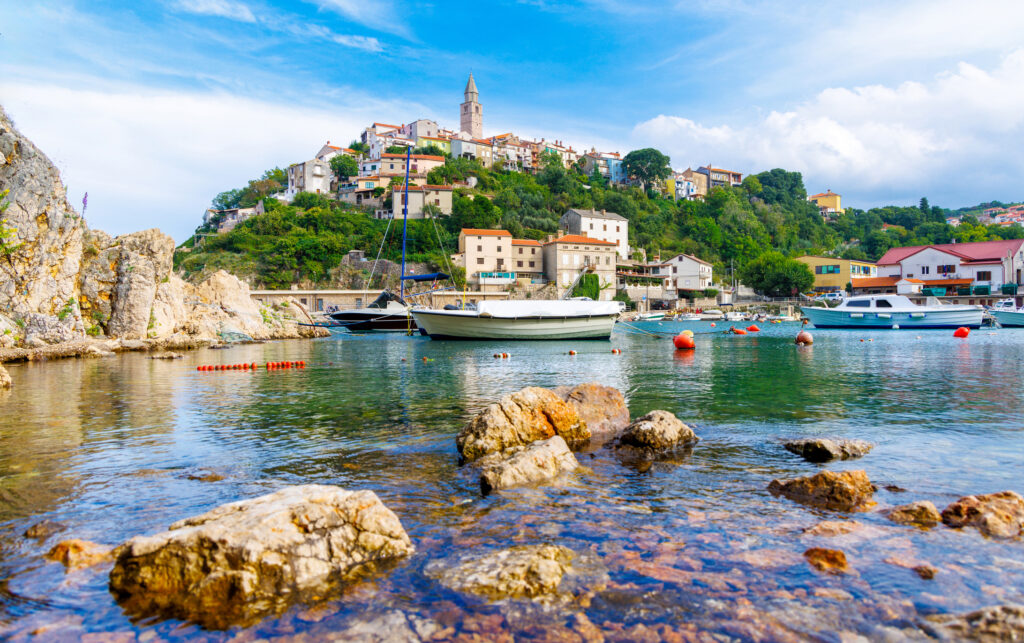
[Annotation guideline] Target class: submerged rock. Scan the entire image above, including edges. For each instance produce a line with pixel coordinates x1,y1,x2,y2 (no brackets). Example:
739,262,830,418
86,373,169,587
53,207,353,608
477,436,579,496
46,539,113,571
23,519,64,539
149,352,182,359
432,544,575,600
804,547,849,574
927,604,1024,641
556,382,629,444
941,491,1024,539
885,501,942,528
0,365,10,389
768,470,875,512
457,387,589,462
804,520,861,537
108,485,414,628
783,438,873,463
615,410,698,456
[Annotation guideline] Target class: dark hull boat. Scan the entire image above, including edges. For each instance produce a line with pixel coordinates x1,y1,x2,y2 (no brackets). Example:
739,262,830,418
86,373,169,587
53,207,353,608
327,291,415,333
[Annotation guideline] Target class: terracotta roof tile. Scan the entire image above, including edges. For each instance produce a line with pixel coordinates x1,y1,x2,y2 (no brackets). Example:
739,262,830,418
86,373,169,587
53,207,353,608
545,234,617,246
461,228,511,236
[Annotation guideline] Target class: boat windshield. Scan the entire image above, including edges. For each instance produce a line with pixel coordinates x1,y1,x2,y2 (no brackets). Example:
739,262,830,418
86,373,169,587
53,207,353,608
367,291,408,309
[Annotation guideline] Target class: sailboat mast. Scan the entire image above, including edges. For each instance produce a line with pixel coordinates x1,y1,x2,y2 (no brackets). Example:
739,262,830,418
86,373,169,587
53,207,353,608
400,146,411,299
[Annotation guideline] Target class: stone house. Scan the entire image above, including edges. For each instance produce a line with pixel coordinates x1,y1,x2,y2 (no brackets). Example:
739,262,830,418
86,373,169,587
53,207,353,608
559,209,629,259
542,234,617,299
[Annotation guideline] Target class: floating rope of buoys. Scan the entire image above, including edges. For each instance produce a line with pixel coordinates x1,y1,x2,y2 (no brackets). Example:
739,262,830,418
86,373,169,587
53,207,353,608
953,327,970,338
795,330,813,345
611,348,622,354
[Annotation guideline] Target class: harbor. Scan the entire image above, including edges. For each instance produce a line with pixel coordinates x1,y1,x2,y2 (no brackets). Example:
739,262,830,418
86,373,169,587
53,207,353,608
2,325,1023,639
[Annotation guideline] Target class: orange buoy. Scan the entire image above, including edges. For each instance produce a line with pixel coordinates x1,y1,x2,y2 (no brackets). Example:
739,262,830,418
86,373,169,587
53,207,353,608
795,330,813,345
953,327,970,338
569,350,577,355
710,322,716,327
673,333,696,350
733,328,748,335
252,363,258,369
502,353,509,358
747,325,760,332
680,329,694,338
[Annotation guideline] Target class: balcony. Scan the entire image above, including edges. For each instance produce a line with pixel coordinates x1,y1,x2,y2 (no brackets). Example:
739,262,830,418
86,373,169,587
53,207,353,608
478,271,517,285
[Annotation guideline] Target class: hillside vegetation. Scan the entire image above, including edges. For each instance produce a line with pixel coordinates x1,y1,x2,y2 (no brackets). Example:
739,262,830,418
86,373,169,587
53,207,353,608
176,154,1023,289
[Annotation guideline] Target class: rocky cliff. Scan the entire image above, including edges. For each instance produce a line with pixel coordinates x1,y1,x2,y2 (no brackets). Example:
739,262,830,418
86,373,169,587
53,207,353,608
0,105,321,351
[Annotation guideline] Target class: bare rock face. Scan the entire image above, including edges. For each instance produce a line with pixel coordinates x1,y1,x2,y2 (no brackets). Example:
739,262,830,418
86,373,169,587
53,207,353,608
108,485,414,628
457,387,589,462
616,410,698,455
477,436,579,496
941,491,1024,539
885,501,942,528
431,545,575,600
556,382,629,444
783,438,873,463
0,107,84,321
928,604,1024,641
768,470,876,512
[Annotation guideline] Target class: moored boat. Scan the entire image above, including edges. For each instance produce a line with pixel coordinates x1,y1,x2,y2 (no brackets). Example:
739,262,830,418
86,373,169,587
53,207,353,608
327,290,416,332
801,295,983,329
412,300,620,340
991,305,1024,327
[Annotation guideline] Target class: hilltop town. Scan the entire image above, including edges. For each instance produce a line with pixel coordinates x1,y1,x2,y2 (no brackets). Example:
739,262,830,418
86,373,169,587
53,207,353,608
182,75,1024,312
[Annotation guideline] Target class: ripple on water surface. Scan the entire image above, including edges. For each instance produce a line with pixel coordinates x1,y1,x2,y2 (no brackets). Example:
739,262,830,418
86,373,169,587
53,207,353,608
1,325,1024,639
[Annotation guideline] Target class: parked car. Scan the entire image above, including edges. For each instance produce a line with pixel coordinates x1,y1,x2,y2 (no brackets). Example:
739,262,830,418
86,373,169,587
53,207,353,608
815,292,844,303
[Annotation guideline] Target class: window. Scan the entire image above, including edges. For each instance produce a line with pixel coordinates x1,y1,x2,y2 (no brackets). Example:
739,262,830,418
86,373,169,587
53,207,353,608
355,298,362,308
603,224,607,231
562,255,568,265
477,245,482,251
921,266,930,274
531,248,536,255
497,246,502,252
605,256,610,265
477,258,484,265
517,261,523,268
529,261,535,268
847,300,870,307
876,299,893,308
590,223,594,230
518,247,523,254
978,271,992,281
616,226,620,232
939,264,955,273
435,199,440,205
906,273,913,278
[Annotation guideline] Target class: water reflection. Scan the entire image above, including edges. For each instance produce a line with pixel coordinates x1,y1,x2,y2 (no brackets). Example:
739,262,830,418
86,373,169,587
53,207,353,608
1,325,1024,638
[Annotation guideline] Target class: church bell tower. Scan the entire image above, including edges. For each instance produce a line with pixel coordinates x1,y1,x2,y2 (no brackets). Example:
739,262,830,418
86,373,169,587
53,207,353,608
460,73,482,138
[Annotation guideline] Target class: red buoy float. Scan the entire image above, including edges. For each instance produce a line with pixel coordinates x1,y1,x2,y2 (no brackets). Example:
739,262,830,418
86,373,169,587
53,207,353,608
673,333,696,350
568,350,577,355
953,327,970,338
747,325,760,332
795,330,813,345
732,327,748,335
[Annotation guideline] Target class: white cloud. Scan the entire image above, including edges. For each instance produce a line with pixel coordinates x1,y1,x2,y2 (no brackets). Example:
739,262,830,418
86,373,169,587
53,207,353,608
0,81,422,242
175,0,256,22
309,0,409,38
632,49,1024,207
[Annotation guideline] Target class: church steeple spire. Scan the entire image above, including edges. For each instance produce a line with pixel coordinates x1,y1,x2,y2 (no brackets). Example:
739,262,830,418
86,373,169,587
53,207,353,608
460,72,482,138
464,73,478,101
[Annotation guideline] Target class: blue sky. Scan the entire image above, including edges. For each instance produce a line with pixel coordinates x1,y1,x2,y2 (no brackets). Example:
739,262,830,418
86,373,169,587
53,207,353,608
3,0,1024,241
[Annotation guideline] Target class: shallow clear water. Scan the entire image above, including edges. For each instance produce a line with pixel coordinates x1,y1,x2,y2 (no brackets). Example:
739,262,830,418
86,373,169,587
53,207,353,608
2,323,1023,640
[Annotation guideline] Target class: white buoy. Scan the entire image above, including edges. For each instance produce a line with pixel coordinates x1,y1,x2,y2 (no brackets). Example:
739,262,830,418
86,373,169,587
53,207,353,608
892,324,900,329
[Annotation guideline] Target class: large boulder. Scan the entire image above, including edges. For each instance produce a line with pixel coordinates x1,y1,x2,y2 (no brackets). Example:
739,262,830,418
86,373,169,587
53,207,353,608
104,229,175,339
0,106,84,320
430,545,575,600
108,485,414,628
768,470,876,512
941,491,1024,539
556,382,629,443
885,501,942,528
615,410,698,455
927,604,1024,641
457,387,589,462
783,438,873,463
477,436,579,496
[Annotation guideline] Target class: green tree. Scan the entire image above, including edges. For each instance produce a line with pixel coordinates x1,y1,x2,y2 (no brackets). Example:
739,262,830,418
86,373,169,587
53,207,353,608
330,155,359,180
413,144,447,157
212,189,243,210
738,251,814,297
348,140,369,154
741,175,763,196
385,145,408,154
622,148,671,191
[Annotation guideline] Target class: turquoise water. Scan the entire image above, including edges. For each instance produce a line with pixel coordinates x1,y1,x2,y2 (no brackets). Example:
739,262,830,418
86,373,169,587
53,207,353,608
1,323,1023,639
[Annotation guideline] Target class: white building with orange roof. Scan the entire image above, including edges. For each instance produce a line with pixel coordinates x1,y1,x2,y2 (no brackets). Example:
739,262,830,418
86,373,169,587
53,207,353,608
377,184,453,220
559,208,629,259
542,233,618,299
376,152,447,178
454,229,513,286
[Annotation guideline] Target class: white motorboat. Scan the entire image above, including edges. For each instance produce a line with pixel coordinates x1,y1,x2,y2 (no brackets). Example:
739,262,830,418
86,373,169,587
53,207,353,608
991,298,1024,327
677,312,702,321
724,311,748,322
411,300,620,340
637,311,666,321
801,295,983,329
700,309,724,320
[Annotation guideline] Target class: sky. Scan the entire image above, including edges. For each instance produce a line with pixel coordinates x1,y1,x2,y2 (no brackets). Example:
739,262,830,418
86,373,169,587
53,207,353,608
3,0,1024,242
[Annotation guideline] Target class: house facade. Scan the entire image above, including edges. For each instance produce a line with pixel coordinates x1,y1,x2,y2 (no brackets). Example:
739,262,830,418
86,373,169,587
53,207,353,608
662,254,713,291
371,153,447,178
558,208,629,259
455,229,512,287
283,158,334,200
680,168,708,198
542,234,617,299
379,184,453,220
697,166,743,189
337,175,384,207
874,240,1024,295
808,190,844,215
796,256,878,293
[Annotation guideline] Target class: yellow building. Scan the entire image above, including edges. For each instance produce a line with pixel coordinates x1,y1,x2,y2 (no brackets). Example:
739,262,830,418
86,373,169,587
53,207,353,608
795,255,876,293
808,190,844,215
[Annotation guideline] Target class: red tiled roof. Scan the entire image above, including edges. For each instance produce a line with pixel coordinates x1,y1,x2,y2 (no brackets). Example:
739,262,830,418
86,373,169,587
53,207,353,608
382,153,446,162
374,122,402,129
512,238,541,246
461,229,511,236
850,277,899,288
922,278,974,286
876,240,1024,265
545,235,617,246
809,191,840,199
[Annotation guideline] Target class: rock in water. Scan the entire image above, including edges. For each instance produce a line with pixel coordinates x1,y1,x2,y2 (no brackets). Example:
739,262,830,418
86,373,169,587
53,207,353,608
941,491,1024,538
556,382,629,444
108,485,414,628
431,545,575,600
0,364,10,389
783,438,873,463
615,410,698,455
46,539,113,570
804,547,849,574
885,501,942,528
928,604,1024,640
477,436,579,496
768,470,875,512
457,387,588,462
